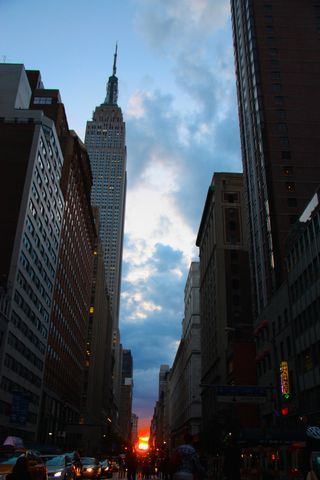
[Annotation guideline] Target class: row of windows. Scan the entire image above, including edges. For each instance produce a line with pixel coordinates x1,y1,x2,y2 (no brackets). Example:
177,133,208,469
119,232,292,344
0,375,40,407
256,312,289,346
26,209,58,265
17,263,49,324
20,248,53,298
0,399,37,425
287,209,320,270
29,187,60,241
290,257,320,303
11,310,46,355
8,332,43,371
37,147,61,195
17,269,51,311
37,154,60,193
297,341,320,375
40,127,63,171
4,353,41,388
32,179,62,234
37,153,63,208
294,299,320,336
50,302,84,369
14,290,48,338
33,165,62,226
22,230,55,280
34,96,52,105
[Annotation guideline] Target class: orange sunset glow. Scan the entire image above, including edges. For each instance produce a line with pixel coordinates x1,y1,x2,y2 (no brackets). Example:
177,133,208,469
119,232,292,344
137,434,149,452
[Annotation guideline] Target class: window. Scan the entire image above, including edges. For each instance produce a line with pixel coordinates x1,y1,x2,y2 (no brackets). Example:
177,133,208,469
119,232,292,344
282,151,291,159
277,123,288,133
276,110,286,120
275,96,285,106
287,198,297,207
280,137,289,146
269,48,278,56
286,182,295,192
34,97,52,105
283,166,293,175
223,192,240,203
272,83,282,93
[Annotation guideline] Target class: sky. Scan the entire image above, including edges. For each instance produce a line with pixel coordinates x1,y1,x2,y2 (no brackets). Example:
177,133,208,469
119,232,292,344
1,0,242,433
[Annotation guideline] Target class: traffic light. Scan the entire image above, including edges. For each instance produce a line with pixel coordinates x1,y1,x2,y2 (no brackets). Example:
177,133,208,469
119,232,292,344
282,392,290,401
281,407,289,416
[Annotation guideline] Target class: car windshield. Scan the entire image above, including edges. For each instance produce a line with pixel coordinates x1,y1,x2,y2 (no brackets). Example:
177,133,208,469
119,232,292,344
46,455,68,466
0,455,22,464
81,458,97,465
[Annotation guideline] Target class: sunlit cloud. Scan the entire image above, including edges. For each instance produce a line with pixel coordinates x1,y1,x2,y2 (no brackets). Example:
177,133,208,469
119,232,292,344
127,91,148,119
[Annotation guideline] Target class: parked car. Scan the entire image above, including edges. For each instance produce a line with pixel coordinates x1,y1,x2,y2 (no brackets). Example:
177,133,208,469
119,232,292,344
80,458,101,479
100,459,112,478
46,454,77,480
0,450,47,480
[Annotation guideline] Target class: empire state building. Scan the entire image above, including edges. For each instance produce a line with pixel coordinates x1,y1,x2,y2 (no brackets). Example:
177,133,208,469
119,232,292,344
85,46,127,328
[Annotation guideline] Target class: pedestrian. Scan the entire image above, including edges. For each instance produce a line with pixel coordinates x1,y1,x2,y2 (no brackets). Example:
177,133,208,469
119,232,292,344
223,439,241,480
10,455,32,480
171,433,206,480
126,448,138,480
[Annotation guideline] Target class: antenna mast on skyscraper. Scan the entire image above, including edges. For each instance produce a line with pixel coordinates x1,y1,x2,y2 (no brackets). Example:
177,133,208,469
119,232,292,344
113,43,118,76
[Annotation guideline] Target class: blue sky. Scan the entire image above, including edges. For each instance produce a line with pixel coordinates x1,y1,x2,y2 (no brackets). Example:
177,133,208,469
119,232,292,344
1,0,242,432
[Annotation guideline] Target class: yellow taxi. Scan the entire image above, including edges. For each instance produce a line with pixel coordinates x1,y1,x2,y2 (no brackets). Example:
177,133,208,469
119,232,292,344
0,449,48,480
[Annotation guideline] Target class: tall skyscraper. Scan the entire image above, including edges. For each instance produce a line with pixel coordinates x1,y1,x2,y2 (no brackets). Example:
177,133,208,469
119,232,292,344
85,45,127,328
230,1,320,315
0,65,65,441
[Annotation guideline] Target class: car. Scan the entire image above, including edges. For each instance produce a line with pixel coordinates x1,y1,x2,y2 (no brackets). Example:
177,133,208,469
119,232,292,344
0,450,47,480
80,457,101,479
46,454,77,480
100,459,112,478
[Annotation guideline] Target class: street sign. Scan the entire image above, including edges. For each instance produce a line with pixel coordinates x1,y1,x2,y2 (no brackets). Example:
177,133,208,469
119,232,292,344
215,385,267,404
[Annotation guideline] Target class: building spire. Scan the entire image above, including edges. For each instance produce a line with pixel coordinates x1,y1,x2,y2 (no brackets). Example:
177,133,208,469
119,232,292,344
113,43,118,76
105,43,118,105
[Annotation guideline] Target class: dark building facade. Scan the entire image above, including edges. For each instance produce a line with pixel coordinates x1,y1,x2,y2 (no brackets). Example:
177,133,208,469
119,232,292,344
0,64,100,446
27,79,97,446
0,65,65,441
230,0,320,315
196,173,257,451
118,349,133,442
39,130,96,447
79,210,114,454
286,191,320,425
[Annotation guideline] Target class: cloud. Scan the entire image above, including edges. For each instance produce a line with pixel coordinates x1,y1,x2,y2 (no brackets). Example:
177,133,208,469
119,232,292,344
133,0,230,55
119,0,242,426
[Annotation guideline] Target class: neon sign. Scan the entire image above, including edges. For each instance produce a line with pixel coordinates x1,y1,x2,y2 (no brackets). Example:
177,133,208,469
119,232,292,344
280,361,290,400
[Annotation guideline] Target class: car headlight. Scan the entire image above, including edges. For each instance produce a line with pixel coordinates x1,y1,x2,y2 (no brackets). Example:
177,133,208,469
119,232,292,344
54,471,63,477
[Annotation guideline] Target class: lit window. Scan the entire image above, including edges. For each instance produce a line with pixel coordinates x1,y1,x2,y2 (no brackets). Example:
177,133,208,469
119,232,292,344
286,182,295,192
